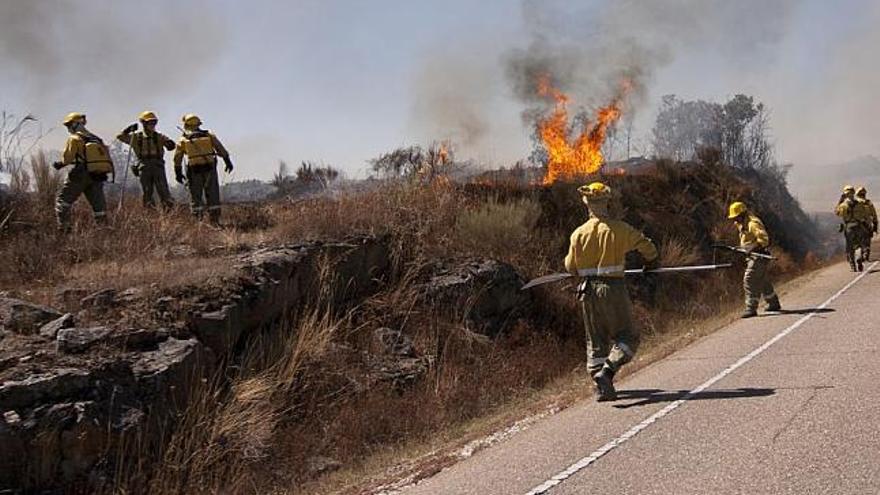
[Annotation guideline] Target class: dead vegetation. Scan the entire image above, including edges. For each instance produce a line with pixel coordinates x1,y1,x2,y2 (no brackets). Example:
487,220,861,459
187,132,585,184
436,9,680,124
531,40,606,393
0,154,827,494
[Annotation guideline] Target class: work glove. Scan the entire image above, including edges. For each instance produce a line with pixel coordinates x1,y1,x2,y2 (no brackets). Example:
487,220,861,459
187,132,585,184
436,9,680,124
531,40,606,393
132,165,141,177
224,159,234,174
644,257,661,271
123,123,138,134
52,161,65,170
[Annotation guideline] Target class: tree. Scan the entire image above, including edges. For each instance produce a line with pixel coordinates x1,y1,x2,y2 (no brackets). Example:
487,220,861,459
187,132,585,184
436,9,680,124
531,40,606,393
652,94,776,171
369,141,456,183
271,159,340,198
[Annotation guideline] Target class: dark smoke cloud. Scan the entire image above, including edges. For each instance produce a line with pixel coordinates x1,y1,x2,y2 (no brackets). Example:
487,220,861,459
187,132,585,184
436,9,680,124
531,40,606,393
0,0,226,107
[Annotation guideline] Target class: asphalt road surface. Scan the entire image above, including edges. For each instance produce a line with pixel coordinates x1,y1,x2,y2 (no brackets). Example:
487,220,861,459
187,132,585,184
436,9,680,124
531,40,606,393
402,261,880,495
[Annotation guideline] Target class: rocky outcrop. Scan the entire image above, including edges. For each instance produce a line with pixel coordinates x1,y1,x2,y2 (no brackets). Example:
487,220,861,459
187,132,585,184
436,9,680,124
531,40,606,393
191,237,390,356
39,313,76,340
417,259,531,336
56,326,113,353
0,368,91,411
0,297,63,335
0,239,533,492
0,236,391,492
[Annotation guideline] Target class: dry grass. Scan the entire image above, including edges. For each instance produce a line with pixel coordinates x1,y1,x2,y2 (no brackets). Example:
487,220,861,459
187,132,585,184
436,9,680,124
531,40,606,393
1,160,830,494
454,197,541,258
115,305,344,494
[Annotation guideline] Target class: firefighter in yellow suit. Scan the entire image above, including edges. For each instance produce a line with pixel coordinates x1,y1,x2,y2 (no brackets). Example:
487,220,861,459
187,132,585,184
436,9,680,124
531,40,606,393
117,111,176,209
173,114,233,224
565,182,659,401
836,185,870,271
52,112,114,230
855,187,877,261
728,201,781,317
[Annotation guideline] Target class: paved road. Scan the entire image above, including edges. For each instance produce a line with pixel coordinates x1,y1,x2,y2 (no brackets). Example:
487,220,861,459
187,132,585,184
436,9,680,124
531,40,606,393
402,261,880,495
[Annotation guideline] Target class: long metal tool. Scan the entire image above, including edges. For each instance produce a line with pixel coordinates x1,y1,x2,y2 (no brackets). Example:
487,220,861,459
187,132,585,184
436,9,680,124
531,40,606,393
712,244,776,260
521,263,733,290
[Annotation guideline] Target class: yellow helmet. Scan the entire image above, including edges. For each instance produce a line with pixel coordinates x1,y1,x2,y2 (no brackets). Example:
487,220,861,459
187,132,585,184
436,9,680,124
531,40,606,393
182,113,202,127
139,110,158,122
728,201,747,219
62,112,86,126
577,182,612,199
856,186,867,197
843,185,855,194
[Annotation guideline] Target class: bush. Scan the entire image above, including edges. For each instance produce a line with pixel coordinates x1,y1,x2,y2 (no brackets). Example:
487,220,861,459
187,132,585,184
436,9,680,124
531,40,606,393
453,197,541,256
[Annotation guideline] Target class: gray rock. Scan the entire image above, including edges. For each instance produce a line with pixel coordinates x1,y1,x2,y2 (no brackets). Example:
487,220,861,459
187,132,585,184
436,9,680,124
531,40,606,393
191,305,244,355
111,328,170,351
56,326,113,353
373,327,416,357
0,368,91,411
39,313,76,340
80,289,117,309
0,297,63,335
55,288,89,309
306,456,342,476
418,259,529,336
376,357,430,388
133,338,208,410
117,287,143,303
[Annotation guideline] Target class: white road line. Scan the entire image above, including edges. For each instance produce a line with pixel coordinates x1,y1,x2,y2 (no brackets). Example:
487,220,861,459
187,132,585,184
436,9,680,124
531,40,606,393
526,262,878,495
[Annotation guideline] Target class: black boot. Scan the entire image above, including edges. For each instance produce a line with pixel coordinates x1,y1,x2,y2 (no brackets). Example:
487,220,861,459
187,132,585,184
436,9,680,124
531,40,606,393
741,308,758,319
593,368,617,402
766,296,781,312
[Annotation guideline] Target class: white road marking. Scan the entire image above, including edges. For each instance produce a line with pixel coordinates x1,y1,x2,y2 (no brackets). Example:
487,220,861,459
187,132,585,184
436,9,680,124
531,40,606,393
526,262,878,495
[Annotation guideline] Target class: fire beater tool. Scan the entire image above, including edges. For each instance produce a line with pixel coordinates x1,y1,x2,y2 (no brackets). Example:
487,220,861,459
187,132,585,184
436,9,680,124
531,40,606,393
521,263,734,290
711,244,776,260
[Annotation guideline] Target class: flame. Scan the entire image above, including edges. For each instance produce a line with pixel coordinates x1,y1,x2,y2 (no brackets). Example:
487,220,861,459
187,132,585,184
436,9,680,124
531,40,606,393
437,141,450,165
536,76,626,184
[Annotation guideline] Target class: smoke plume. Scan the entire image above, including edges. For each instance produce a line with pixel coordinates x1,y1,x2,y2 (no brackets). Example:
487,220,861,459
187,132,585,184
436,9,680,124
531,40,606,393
505,0,798,119
0,0,225,113
411,52,494,149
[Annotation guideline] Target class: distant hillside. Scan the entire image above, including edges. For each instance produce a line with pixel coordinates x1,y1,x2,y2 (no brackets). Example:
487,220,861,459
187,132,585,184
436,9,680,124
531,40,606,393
788,155,880,213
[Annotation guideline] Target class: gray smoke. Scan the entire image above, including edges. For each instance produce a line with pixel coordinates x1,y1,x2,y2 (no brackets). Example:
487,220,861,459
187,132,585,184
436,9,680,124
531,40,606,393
411,51,495,149
412,0,800,160
506,0,798,116
0,0,225,109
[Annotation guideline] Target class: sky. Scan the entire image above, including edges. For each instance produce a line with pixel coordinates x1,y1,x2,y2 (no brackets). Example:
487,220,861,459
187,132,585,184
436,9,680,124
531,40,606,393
2,0,879,182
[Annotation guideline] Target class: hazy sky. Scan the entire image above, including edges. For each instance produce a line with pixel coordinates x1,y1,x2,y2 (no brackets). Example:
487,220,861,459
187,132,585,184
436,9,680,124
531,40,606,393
2,0,879,181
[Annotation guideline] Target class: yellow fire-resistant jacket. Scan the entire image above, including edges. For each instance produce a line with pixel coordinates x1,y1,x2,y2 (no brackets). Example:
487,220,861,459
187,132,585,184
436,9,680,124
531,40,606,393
62,131,113,174
836,198,871,224
564,216,659,278
173,130,230,169
737,214,770,250
117,130,175,163
61,134,86,166
855,198,878,228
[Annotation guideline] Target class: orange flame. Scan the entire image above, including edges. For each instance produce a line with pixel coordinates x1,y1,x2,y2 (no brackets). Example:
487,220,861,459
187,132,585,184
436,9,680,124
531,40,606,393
437,141,450,165
537,77,626,184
